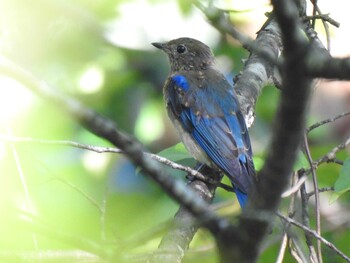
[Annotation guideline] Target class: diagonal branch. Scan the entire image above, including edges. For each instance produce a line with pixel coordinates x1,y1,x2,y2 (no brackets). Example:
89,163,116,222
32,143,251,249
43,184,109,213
0,55,229,235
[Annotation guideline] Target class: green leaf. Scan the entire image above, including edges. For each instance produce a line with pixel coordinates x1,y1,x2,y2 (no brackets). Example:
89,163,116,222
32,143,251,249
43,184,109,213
293,152,309,171
331,157,350,202
157,142,192,163
252,156,264,171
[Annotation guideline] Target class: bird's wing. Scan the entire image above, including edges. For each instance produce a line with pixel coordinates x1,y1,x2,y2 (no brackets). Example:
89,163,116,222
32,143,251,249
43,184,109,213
165,73,255,194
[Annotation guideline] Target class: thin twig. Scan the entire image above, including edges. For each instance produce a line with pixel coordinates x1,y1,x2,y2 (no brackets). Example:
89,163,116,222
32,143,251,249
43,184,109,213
293,135,350,178
289,239,306,263
195,0,278,64
57,178,103,213
315,5,331,51
304,133,322,263
300,183,319,263
3,124,38,249
0,135,234,192
309,0,332,51
304,14,340,28
311,0,318,28
314,135,350,166
0,135,124,153
30,155,105,215
277,212,350,262
276,233,288,263
0,250,102,263
289,234,310,263
195,1,253,49
18,211,109,260
307,187,334,198
332,159,344,166
100,187,108,242
281,174,307,198
307,111,350,133
288,172,298,217
277,173,298,263
285,172,309,263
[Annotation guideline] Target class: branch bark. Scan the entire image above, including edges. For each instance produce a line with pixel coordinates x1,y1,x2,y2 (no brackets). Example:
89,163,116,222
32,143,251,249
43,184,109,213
234,18,282,127
152,167,221,263
197,2,283,127
215,0,314,261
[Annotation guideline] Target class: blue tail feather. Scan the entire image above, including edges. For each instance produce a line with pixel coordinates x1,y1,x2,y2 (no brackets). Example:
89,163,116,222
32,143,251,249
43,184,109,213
235,187,248,207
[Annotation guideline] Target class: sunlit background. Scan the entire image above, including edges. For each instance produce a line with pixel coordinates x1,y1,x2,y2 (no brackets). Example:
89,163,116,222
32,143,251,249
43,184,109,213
0,0,349,262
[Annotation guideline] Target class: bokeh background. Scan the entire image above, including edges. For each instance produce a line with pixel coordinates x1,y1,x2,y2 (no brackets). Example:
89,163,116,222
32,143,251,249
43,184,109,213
0,0,349,262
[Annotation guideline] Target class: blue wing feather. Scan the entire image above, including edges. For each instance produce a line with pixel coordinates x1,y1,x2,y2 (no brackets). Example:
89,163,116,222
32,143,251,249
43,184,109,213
166,73,255,207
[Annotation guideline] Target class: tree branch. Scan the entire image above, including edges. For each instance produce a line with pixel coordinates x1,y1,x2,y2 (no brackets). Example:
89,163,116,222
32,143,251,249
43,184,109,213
196,2,282,127
234,18,282,127
152,167,222,263
215,0,314,261
306,54,350,80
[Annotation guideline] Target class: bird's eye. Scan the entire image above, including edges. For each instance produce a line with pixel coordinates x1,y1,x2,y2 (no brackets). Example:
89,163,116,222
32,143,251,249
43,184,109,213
176,44,186,54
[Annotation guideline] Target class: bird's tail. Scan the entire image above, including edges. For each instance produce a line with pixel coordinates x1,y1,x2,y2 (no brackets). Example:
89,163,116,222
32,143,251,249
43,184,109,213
234,187,248,207
231,157,255,208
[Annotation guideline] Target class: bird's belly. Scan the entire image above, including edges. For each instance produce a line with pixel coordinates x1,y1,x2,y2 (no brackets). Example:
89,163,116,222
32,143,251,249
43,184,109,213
172,118,213,166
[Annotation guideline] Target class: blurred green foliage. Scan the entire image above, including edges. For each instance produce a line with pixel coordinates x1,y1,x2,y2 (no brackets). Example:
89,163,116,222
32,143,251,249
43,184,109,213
0,0,349,262
333,157,350,201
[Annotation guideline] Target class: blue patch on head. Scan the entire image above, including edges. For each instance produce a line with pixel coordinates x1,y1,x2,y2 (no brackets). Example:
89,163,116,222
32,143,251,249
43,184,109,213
172,75,189,92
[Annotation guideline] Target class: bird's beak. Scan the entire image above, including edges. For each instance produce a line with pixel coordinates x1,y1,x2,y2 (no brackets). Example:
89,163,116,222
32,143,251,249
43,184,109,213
152,42,166,50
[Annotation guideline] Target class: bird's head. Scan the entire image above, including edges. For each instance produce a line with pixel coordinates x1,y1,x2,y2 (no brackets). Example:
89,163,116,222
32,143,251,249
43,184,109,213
152,37,215,72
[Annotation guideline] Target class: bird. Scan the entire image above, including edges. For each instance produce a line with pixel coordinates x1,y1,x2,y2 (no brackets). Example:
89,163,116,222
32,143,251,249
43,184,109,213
152,37,255,207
